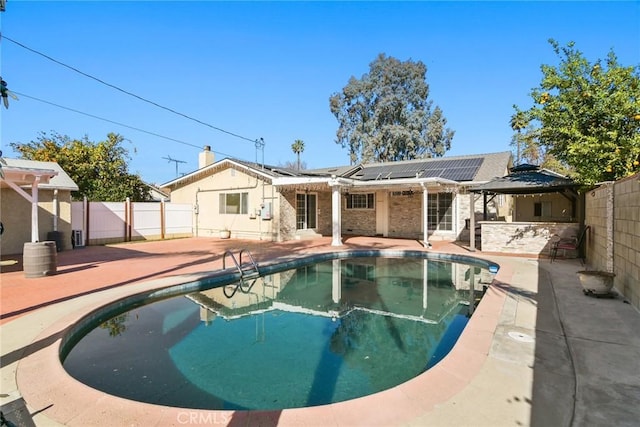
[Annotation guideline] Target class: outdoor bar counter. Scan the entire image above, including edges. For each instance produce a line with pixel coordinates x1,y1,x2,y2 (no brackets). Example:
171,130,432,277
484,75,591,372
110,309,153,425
479,221,579,256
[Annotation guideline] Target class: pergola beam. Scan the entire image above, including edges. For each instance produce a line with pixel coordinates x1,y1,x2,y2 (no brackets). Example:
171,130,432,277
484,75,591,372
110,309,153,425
1,166,58,242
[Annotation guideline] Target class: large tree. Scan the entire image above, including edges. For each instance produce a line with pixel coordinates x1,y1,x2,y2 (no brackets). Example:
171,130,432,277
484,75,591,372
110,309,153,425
10,132,152,201
330,53,454,164
509,123,571,176
515,40,640,185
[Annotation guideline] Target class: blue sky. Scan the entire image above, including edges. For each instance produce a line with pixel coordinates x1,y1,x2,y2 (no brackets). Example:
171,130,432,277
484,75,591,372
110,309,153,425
1,1,639,185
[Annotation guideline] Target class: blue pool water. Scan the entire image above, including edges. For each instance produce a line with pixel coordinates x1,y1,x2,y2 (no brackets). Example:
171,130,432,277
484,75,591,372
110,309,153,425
62,254,495,410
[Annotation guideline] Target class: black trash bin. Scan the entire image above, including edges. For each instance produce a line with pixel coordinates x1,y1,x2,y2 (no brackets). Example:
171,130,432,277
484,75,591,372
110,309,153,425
46,231,64,252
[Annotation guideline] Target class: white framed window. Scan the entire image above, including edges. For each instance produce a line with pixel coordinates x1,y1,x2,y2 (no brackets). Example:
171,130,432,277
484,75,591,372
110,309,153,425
219,192,248,214
346,193,375,209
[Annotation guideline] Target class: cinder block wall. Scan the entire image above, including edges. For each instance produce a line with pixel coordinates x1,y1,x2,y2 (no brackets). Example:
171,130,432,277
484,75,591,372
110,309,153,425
584,185,610,271
585,173,640,310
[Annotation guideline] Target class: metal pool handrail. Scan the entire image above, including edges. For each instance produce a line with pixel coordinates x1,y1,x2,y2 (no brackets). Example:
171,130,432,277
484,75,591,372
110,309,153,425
222,249,260,298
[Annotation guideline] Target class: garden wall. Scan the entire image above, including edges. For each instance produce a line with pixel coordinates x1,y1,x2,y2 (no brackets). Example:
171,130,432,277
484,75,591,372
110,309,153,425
584,173,640,310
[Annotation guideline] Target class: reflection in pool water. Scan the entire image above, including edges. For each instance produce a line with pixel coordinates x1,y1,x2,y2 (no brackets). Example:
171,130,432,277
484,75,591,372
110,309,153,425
62,256,494,410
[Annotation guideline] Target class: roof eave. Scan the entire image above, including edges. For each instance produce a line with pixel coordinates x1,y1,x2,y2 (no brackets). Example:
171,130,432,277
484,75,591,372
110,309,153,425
1,166,58,185
273,176,460,188
160,158,276,188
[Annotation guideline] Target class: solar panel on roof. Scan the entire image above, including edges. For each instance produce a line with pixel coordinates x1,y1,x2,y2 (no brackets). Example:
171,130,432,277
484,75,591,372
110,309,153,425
359,157,484,181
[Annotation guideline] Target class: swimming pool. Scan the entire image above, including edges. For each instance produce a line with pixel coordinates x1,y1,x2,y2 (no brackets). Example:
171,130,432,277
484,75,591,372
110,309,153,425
61,251,498,411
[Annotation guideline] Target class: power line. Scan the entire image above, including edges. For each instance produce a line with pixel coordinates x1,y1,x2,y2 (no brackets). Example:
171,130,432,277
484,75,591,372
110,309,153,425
2,35,259,144
13,91,239,159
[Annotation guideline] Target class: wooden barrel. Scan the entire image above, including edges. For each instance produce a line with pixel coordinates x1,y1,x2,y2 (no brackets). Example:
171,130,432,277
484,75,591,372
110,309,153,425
23,241,57,278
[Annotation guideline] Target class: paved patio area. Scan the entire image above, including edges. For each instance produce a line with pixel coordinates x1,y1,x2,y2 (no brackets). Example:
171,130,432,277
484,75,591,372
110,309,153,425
1,237,639,426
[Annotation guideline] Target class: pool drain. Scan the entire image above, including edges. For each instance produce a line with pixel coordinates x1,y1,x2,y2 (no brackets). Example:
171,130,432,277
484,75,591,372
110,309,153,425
507,331,534,343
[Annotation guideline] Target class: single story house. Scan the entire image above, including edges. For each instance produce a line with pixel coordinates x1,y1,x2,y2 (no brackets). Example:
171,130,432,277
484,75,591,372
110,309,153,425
160,147,512,247
1,158,79,255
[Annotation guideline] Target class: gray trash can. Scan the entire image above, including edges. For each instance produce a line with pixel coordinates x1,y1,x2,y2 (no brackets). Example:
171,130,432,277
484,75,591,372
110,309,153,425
23,241,57,278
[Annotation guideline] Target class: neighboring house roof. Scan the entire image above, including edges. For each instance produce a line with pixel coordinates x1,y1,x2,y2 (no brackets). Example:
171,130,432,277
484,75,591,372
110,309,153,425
470,164,579,195
144,183,170,201
1,158,79,191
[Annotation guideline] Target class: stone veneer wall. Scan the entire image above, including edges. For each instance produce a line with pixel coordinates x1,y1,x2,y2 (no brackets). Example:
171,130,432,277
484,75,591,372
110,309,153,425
278,190,297,241
278,190,333,240
342,206,376,236
585,173,640,310
388,192,422,238
317,191,333,236
481,221,579,255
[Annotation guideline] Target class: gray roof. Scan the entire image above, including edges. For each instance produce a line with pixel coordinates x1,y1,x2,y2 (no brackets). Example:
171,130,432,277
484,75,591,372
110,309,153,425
2,158,79,191
162,151,513,189
470,164,579,194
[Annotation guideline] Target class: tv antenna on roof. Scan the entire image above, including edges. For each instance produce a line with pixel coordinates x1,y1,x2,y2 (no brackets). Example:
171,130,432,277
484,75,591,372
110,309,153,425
162,155,187,178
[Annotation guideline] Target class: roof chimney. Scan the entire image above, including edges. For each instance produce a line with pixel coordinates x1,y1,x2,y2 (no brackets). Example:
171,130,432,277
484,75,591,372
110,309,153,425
199,145,215,169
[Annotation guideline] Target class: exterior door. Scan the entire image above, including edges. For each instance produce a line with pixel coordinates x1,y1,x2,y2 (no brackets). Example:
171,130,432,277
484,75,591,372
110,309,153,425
427,193,453,231
376,191,388,236
296,193,317,230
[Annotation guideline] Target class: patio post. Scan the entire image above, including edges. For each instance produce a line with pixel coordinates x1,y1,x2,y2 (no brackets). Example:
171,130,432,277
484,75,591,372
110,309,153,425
329,177,342,246
332,258,342,303
31,176,41,242
469,191,476,251
420,183,430,248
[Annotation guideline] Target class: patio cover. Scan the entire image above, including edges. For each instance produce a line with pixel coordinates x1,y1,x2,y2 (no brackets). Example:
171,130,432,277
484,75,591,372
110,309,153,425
1,158,78,243
469,164,580,195
466,164,581,252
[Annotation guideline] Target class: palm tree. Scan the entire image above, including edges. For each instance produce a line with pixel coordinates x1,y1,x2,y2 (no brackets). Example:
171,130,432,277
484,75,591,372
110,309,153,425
291,139,305,171
509,108,528,165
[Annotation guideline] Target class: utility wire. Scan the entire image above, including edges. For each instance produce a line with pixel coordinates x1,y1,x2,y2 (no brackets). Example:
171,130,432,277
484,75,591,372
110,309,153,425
14,91,238,159
2,35,259,144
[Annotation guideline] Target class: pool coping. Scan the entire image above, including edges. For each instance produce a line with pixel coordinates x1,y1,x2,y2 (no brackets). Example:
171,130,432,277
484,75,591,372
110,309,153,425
14,249,512,426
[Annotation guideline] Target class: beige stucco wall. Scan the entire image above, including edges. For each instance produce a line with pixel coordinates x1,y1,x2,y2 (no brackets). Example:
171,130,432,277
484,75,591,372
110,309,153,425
166,165,279,241
1,188,73,255
514,193,576,222
585,173,640,310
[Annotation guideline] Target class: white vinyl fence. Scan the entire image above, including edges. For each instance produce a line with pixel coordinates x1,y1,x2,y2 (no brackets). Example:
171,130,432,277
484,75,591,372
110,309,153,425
71,200,192,246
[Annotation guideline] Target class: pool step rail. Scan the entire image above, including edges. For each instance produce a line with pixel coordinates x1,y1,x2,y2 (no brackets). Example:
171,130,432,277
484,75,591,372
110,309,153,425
222,249,260,298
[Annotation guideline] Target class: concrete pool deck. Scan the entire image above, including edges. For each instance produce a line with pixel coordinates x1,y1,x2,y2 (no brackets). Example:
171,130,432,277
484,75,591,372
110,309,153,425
1,236,639,426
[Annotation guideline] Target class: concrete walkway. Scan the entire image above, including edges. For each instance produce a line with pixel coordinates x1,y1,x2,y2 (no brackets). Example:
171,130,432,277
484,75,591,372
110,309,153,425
1,237,639,426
